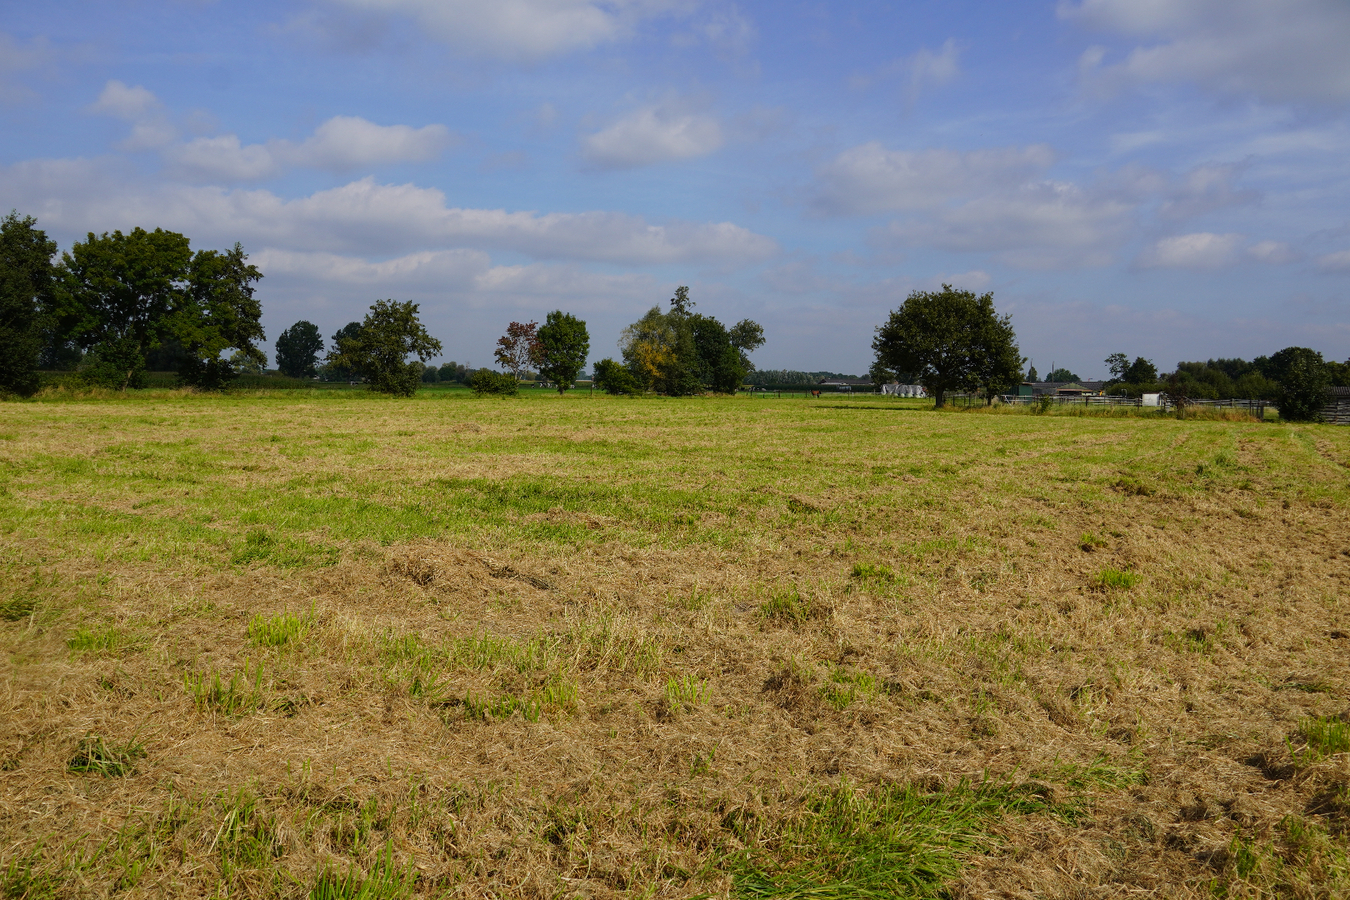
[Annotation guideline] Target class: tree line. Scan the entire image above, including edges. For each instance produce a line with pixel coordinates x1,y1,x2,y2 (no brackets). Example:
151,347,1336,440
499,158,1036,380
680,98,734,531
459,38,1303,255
869,283,1348,420
0,210,452,398
1,211,267,395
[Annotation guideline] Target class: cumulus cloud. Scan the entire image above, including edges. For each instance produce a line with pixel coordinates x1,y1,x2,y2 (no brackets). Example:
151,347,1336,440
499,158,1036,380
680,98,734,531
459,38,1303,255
317,0,690,61
0,31,55,101
815,141,1264,269
1317,249,1350,273
581,99,724,169
1156,163,1260,220
164,116,456,182
257,247,655,308
1062,0,1350,104
1246,241,1300,265
1136,232,1244,269
814,143,1057,215
86,80,178,149
87,80,160,119
850,39,961,105
884,181,1138,269
0,160,777,266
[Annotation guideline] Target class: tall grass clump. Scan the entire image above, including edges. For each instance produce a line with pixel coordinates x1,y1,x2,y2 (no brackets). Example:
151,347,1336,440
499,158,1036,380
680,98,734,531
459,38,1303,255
730,780,1057,899
1300,716,1350,759
247,609,314,647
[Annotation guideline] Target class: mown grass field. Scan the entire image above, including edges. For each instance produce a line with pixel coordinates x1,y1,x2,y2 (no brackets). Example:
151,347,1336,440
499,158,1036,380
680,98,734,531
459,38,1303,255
2,389,1349,898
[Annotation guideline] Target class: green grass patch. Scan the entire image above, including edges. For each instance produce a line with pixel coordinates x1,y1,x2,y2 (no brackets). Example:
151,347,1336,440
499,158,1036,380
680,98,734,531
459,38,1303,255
729,780,1058,899
820,666,878,711
66,625,129,654
247,609,314,648
311,841,415,900
760,588,824,625
67,734,146,777
184,664,267,716
0,594,37,620
1300,715,1350,759
233,528,338,569
1092,568,1141,590
665,674,710,713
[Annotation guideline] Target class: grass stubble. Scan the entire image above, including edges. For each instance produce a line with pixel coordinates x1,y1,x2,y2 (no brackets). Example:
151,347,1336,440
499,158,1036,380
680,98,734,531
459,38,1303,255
1,390,1349,898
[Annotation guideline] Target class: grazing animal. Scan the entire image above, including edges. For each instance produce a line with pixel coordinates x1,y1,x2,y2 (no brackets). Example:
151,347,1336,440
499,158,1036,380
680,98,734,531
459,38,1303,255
811,390,821,398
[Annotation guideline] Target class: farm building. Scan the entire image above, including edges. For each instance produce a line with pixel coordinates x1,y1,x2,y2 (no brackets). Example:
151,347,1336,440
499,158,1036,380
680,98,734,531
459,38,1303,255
1016,381,1108,397
1325,385,1350,424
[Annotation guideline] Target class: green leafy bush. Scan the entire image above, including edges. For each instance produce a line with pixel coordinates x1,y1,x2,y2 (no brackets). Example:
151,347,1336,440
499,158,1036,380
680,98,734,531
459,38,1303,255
469,369,519,396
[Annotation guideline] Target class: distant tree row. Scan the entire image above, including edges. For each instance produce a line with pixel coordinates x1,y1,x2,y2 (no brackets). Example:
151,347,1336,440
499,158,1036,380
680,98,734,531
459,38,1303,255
1,211,266,395
591,287,764,396
1097,349,1348,421
746,369,864,386
476,311,590,396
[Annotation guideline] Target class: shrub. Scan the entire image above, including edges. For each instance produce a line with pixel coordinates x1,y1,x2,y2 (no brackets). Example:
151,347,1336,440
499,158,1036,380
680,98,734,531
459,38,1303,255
593,358,642,395
469,369,519,396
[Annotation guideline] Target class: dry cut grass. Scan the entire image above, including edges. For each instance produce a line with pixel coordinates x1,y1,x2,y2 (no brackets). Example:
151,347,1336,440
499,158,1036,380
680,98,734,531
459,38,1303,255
1,391,1349,898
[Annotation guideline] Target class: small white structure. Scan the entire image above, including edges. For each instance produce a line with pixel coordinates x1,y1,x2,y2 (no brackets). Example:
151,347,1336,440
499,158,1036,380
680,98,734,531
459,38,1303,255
1141,393,1161,407
882,383,927,398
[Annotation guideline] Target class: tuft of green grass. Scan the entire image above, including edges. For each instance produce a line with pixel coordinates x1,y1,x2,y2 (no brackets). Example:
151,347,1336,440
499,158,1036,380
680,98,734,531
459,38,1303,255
462,692,541,722
1038,752,1146,792
311,841,415,900
66,625,127,654
820,667,877,711
0,594,37,621
760,588,824,625
729,780,1058,899
184,664,266,716
665,675,710,713
67,735,146,777
1078,532,1108,552
1092,568,1141,590
850,562,899,583
247,609,314,648
1300,715,1350,759
1112,477,1154,497
233,528,337,569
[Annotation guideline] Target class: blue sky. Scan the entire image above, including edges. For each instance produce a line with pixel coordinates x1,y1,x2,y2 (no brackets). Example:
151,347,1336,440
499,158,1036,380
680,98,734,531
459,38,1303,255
3,0,1348,379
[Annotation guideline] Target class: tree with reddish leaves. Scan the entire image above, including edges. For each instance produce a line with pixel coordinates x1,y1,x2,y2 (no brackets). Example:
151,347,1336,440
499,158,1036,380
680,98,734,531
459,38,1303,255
493,320,541,381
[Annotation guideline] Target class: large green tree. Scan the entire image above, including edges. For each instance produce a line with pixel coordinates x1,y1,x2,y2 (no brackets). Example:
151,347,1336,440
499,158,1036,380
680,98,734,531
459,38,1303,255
57,228,265,390
326,300,442,397
174,244,266,390
59,227,193,389
0,211,57,397
1267,346,1330,422
617,288,763,395
275,320,325,378
872,284,1022,408
535,310,589,396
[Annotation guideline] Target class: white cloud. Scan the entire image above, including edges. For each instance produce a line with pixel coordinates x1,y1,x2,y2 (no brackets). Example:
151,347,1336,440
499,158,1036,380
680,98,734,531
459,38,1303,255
0,160,777,266
850,39,961,105
884,180,1137,268
86,80,178,149
1156,162,1259,220
814,143,1057,215
0,31,55,101
1136,232,1243,269
317,0,691,61
87,80,160,120
1317,249,1350,273
581,99,724,169
1062,0,1350,104
1246,241,1300,265
700,6,756,56
165,116,456,182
